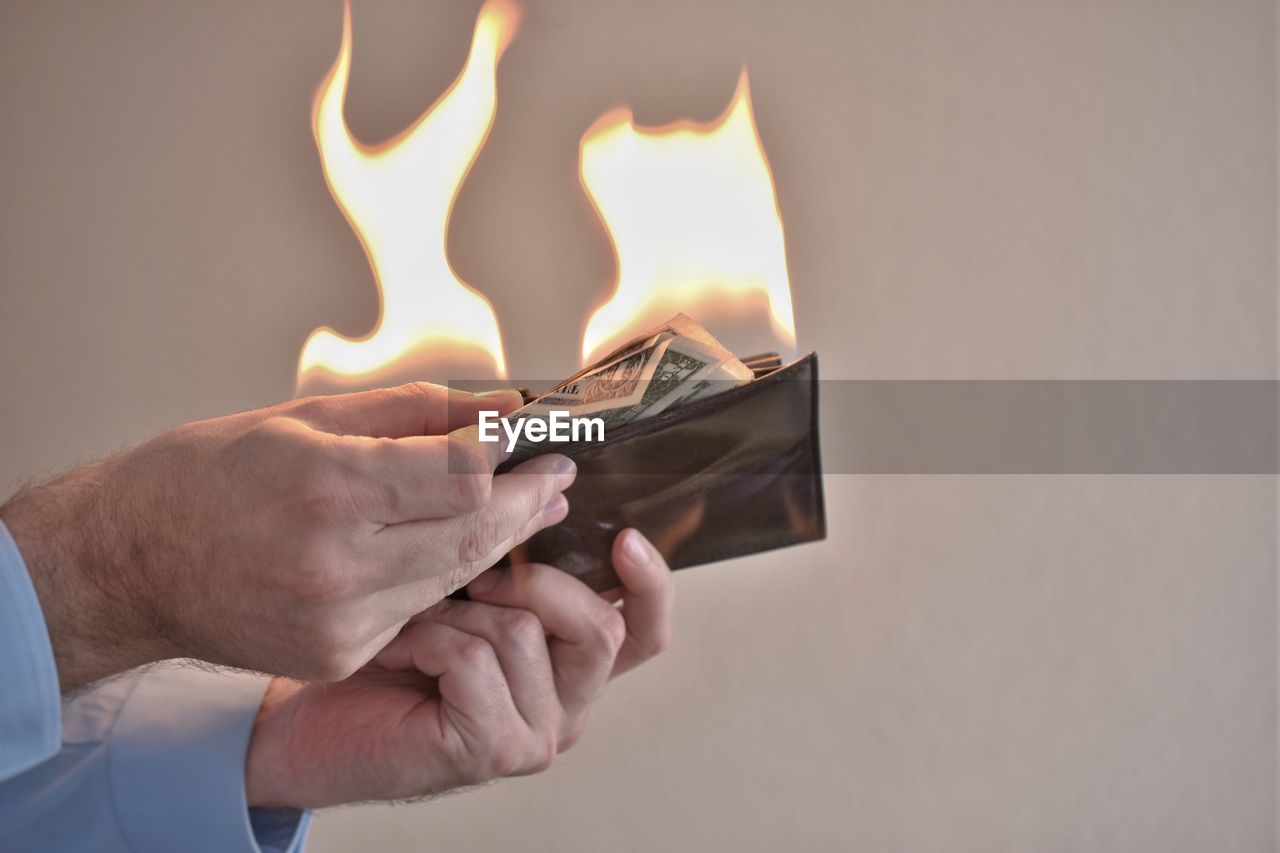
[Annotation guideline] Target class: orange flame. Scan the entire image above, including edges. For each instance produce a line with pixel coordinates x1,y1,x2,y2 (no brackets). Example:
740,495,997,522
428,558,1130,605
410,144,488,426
297,0,518,392
578,71,796,365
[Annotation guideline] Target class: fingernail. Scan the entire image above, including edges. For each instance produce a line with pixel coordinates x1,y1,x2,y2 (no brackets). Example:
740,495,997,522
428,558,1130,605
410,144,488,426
552,456,576,490
477,388,523,417
622,529,650,565
468,570,499,594
540,492,569,523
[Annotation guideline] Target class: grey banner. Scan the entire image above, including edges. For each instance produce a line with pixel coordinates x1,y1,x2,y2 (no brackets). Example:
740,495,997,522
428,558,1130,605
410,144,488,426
452,379,1278,474
818,380,1277,474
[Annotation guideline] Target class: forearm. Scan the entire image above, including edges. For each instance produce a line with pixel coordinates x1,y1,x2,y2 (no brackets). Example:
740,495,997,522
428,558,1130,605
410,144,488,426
0,458,171,691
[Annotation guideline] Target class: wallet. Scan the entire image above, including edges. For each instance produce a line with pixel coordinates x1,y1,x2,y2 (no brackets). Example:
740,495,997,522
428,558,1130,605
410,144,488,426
499,352,826,591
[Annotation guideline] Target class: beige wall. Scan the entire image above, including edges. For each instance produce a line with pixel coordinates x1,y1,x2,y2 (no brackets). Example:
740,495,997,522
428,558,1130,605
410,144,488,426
0,1,1274,850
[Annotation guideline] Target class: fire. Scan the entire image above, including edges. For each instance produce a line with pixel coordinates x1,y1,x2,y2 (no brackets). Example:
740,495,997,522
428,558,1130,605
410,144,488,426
578,71,796,365
298,3,794,388
297,0,517,392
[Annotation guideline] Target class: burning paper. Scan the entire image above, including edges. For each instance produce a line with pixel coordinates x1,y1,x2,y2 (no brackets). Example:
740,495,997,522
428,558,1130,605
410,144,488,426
504,314,756,458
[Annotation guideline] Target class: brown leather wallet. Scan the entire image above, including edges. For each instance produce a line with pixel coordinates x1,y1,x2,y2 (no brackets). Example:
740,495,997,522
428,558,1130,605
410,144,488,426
500,352,826,591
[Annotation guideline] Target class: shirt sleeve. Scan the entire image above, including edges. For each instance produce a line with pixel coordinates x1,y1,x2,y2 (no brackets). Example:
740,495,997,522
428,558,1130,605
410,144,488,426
108,667,313,853
0,519,61,780
0,521,312,852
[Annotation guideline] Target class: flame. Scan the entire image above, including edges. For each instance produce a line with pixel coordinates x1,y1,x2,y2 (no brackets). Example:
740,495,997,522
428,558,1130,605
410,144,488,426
578,71,796,365
297,0,518,391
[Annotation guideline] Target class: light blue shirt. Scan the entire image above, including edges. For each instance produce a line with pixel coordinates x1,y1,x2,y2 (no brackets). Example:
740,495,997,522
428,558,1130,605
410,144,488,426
0,521,312,851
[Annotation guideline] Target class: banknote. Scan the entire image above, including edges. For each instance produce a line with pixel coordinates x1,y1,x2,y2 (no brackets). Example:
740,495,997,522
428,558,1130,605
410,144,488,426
505,315,753,456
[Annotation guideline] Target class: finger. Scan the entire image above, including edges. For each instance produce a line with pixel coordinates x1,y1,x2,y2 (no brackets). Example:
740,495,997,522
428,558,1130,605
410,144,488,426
372,453,576,590
292,383,524,439
362,490,568,617
343,425,510,524
449,453,576,570
609,529,675,678
467,563,625,723
427,599,558,742
374,620,516,736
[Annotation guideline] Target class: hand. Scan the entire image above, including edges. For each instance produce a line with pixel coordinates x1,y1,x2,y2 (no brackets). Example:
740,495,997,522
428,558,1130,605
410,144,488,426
244,529,674,808
0,382,575,690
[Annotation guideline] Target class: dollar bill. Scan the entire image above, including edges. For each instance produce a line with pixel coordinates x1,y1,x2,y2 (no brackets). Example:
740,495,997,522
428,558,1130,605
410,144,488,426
505,315,754,457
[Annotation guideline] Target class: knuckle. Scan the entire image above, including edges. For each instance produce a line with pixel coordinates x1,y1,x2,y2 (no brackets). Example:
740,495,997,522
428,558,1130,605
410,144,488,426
528,730,557,773
468,722,555,780
495,608,543,649
382,382,444,425
458,505,505,565
437,563,480,598
593,607,627,655
453,635,497,671
399,381,441,405
382,383,421,410
253,414,307,443
480,742,523,780
448,433,491,474
237,416,310,471
282,398,337,431
448,469,492,514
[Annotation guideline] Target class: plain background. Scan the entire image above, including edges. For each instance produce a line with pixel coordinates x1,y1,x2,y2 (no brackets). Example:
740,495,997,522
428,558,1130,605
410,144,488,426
0,1,1275,850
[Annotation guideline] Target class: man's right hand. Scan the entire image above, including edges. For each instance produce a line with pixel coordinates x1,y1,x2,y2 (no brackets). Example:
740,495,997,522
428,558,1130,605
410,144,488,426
0,382,574,690
243,529,674,809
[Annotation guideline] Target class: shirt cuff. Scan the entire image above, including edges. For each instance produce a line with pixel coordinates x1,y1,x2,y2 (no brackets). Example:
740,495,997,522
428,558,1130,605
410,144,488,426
0,520,61,781
109,666,311,853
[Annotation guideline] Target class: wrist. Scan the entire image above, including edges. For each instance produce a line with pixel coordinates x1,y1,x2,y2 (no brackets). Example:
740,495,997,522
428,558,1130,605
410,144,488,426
245,677,306,808
0,457,172,690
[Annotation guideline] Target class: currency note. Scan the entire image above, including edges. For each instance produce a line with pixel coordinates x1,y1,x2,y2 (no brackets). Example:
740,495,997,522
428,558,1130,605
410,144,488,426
504,315,754,457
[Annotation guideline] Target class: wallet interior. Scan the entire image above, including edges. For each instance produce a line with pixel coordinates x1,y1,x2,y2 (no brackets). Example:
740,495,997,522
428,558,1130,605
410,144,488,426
500,352,826,591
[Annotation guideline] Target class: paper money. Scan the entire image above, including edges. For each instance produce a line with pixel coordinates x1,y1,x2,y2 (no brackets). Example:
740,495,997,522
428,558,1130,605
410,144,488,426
506,315,753,456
